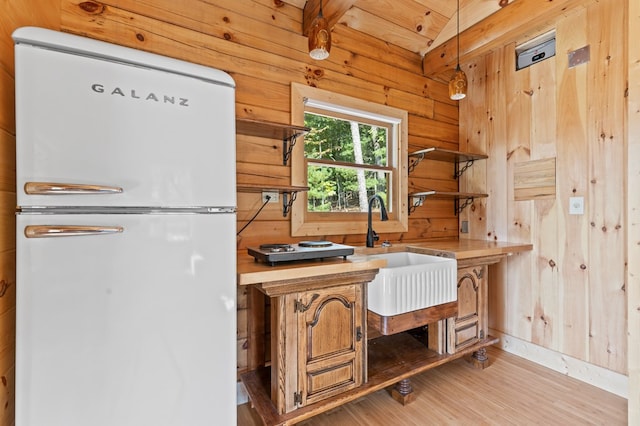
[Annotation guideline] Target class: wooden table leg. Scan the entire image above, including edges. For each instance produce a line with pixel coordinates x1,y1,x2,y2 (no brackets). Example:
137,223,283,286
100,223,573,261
471,347,489,369
390,378,416,405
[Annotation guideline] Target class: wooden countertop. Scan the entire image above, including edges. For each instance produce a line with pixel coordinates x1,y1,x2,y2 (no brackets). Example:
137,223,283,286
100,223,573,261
237,254,386,286
407,239,532,259
238,239,532,285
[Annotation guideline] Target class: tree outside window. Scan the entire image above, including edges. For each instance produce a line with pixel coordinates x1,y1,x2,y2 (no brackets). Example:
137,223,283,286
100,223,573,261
304,112,390,213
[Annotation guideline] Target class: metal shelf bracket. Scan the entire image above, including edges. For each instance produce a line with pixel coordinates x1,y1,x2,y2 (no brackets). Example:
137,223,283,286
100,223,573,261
408,152,425,174
454,159,476,179
283,132,305,165
282,191,299,217
408,195,426,215
454,196,475,215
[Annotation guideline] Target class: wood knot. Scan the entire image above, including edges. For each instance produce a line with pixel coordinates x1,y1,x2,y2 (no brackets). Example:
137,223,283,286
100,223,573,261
0,280,10,297
416,25,423,32
523,89,534,96
135,33,145,42
273,0,285,6
580,264,587,270
79,1,104,14
224,33,232,40
223,16,230,23
548,259,556,268
499,0,509,6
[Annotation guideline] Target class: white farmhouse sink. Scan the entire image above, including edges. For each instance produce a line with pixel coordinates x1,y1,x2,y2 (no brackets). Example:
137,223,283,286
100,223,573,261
366,252,457,316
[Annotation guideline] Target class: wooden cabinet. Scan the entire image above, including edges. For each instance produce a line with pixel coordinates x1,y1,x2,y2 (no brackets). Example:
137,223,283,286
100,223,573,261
251,270,373,415
447,264,487,353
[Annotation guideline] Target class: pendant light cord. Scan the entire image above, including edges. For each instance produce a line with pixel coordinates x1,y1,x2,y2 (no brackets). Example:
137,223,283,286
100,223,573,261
457,0,460,68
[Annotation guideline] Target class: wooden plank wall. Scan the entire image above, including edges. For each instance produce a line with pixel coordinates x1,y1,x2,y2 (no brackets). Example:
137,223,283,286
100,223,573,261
0,0,459,412
460,0,628,375
627,0,640,422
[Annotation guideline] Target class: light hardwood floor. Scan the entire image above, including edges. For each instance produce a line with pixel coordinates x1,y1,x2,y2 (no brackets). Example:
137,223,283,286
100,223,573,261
237,346,627,425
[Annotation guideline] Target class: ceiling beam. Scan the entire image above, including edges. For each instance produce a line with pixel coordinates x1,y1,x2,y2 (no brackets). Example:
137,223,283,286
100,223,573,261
422,0,595,77
302,0,357,36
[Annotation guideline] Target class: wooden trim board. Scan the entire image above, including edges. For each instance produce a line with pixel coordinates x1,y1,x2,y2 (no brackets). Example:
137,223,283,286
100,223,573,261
490,329,628,398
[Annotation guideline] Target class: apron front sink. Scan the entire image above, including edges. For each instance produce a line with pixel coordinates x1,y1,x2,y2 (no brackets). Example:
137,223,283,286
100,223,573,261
366,252,457,316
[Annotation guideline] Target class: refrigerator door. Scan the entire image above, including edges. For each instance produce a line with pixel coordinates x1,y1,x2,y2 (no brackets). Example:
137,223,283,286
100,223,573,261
16,213,236,426
15,31,235,208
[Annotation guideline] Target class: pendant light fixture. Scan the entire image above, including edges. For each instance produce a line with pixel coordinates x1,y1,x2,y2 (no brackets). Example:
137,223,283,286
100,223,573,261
449,0,467,100
308,0,331,60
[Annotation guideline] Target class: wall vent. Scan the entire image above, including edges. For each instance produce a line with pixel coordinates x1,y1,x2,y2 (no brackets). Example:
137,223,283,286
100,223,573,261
516,30,556,71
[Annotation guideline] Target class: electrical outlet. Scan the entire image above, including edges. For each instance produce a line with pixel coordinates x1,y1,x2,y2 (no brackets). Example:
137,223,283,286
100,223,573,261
461,221,469,233
262,191,279,203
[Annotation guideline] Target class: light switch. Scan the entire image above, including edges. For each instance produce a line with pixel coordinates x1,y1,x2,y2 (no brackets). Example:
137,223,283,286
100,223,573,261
569,196,584,215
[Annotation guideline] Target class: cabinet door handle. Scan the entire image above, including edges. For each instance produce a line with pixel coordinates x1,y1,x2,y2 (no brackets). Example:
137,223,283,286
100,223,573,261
356,326,363,342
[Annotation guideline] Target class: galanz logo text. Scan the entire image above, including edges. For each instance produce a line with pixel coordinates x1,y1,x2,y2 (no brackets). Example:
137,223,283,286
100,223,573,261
91,84,189,107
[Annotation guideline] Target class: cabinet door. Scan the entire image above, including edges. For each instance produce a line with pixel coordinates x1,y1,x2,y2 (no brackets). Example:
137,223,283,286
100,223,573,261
297,285,364,407
448,265,486,353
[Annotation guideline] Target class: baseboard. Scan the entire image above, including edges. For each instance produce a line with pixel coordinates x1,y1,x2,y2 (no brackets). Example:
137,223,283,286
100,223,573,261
490,329,628,399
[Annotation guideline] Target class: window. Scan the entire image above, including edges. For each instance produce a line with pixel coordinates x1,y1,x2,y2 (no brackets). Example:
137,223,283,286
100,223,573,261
291,83,408,237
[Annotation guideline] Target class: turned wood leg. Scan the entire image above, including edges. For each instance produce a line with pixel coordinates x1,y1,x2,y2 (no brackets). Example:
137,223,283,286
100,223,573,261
390,378,416,405
471,347,489,369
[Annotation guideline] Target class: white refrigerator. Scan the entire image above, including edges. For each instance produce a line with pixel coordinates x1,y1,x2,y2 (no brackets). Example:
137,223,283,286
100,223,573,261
13,27,237,426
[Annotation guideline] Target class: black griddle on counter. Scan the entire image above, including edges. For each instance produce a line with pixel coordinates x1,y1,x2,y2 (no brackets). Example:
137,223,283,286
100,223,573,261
247,241,355,266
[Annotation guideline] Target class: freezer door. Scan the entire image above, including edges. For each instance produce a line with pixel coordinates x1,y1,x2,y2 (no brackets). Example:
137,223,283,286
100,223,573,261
15,41,235,208
16,214,236,426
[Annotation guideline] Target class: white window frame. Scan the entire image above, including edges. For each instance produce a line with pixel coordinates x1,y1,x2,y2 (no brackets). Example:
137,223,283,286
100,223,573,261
291,83,408,237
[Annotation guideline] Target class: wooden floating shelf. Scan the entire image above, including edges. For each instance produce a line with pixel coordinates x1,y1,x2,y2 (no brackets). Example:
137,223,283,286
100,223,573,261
236,118,309,141
408,147,487,178
236,118,309,165
409,147,487,163
237,184,309,193
409,191,488,215
241,333,499,426
409,191,489,200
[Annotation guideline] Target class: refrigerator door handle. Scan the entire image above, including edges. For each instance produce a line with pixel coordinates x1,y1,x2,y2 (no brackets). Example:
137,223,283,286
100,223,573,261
24,182,123,195
24,225,124,238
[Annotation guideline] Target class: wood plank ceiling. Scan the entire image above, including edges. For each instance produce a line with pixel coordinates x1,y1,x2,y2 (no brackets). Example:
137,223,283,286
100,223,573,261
284,0,596,80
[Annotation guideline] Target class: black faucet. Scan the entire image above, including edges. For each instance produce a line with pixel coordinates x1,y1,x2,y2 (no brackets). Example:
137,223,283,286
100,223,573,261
366,194,389,248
